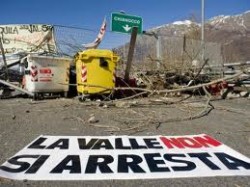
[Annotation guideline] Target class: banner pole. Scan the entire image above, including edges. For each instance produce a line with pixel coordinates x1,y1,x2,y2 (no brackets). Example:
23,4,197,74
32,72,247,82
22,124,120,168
0,36,9,81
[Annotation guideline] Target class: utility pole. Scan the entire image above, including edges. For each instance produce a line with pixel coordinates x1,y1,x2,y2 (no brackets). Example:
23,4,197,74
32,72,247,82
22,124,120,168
201,0,205,62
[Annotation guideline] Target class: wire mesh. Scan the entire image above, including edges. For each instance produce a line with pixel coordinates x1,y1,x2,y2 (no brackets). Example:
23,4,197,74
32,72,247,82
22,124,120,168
53,25,96,57
114,34,223,78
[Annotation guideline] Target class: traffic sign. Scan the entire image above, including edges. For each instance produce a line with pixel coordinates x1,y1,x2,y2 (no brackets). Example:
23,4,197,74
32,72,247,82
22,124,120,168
111,13,143,34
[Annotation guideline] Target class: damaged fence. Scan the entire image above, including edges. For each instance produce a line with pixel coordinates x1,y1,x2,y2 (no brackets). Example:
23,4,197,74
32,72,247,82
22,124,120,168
53,25,96,56
114,33,223,78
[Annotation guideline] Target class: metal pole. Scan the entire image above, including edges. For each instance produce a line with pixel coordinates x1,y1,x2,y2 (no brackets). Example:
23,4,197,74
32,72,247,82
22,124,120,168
0,37,9,81
156,35,161,69
201,0,205,62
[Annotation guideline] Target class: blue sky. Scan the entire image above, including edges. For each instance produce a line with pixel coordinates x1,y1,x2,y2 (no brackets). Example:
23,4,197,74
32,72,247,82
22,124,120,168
1,0,250,49
1,0,249,29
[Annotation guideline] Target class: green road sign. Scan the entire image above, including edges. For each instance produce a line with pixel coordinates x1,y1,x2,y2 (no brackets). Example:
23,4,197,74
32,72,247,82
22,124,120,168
111,13,143,34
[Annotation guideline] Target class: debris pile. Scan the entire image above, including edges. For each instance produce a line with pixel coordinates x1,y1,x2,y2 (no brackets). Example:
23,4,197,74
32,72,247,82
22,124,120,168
0,24,250,101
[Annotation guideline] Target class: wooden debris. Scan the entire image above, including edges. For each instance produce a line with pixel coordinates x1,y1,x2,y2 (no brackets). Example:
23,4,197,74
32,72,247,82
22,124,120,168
0,79,34,97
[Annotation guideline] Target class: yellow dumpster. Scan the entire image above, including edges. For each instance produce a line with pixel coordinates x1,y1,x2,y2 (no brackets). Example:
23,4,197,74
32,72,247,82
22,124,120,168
75,49,119,95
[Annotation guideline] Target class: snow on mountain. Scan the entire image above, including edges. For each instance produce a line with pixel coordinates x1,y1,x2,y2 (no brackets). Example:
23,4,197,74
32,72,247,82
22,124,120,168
150,10,250,35
208,11,250,31
209,15,230,25
153,20,199,29
172,20,193,26
149,20,200,37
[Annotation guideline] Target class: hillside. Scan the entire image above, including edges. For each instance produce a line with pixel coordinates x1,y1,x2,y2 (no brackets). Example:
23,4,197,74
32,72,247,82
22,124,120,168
149,10,250,63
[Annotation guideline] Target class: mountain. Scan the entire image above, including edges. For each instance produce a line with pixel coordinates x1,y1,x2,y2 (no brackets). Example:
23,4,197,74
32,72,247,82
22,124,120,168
206,11,250,62
147,10,250,63
150,20,200,36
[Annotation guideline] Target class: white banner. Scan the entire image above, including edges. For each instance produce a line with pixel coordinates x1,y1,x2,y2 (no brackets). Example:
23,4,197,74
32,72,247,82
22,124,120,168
0,134,249,180
0,24,56,54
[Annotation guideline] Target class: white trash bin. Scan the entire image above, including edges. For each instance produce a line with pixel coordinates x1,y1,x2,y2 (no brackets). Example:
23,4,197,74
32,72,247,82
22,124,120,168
23,54,72,99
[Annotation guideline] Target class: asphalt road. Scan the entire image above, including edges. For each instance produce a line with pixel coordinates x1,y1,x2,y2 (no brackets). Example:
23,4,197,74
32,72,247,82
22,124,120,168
0,96,249,187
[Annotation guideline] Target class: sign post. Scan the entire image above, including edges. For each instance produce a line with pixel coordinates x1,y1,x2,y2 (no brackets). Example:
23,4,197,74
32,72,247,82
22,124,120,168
111,12,143,81
124,27,138,81
111,12,143,34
